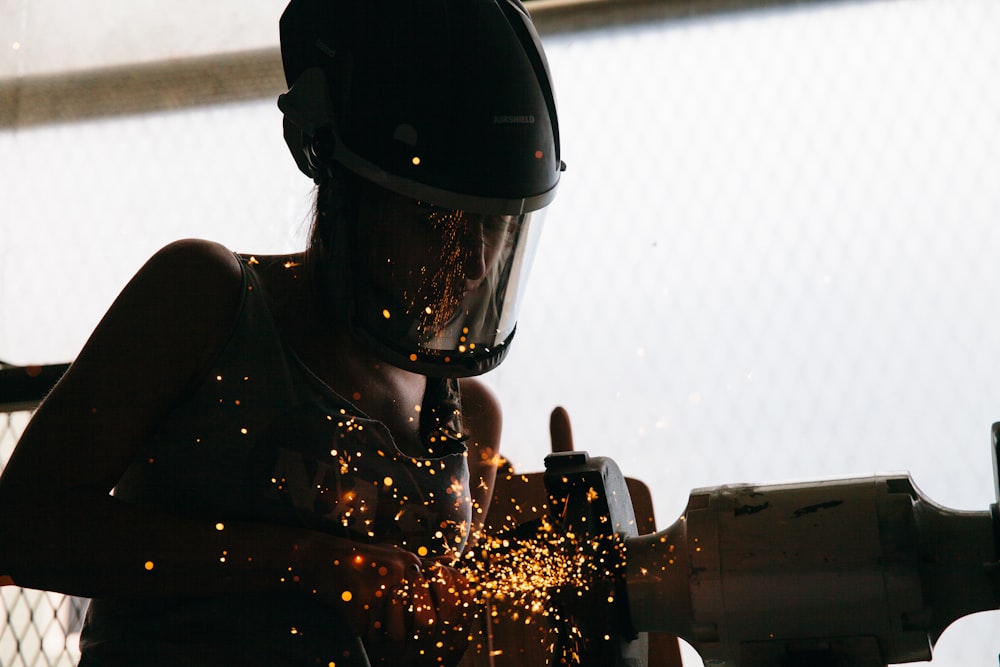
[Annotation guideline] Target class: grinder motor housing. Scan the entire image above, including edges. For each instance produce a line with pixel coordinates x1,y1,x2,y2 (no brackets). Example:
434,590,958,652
542,432,1000,667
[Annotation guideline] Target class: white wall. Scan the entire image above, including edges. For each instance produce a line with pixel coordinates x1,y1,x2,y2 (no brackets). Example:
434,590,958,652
2,0,283,78
3,0,1000,664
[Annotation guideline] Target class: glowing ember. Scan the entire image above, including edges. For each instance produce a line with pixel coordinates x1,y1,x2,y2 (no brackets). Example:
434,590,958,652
459,517,627,664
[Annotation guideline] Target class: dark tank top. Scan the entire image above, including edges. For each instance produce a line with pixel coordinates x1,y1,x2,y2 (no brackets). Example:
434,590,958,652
79,255,472,666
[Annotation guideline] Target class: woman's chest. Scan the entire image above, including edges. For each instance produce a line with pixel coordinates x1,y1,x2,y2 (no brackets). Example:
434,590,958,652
262,399,472,557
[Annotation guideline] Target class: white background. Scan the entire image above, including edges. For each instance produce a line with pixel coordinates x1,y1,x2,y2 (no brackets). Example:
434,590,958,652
3,0,1000,664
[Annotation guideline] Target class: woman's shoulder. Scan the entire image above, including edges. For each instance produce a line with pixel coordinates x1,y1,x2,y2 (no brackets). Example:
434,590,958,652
141,238,243,283
458,378,502,440
130,237,241,309
458,378,500,412
130,239,246,313
85,239,247,377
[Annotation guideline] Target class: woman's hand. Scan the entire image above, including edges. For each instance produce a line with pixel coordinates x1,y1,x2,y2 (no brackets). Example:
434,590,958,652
311,540,420,638
364,558,479,666
310,540,478,664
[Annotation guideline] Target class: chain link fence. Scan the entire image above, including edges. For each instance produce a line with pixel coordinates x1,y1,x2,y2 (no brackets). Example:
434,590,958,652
1,403,85,667
3,0,1000,664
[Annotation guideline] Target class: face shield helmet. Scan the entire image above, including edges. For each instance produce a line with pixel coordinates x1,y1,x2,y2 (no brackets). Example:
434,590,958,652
278,0,563,377
352,187,544,377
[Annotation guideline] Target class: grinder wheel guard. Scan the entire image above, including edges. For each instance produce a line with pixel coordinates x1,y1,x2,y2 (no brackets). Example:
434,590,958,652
540,451,649,666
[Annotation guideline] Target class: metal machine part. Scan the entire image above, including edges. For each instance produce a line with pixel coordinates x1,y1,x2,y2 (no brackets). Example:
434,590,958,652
541,451,647,666
278,0,564,378
541,425,1000,667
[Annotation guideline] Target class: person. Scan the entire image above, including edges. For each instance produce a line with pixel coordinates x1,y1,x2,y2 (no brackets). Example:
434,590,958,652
0,0,563,664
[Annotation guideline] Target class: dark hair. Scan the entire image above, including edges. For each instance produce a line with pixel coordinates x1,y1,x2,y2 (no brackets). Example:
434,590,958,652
303,164,363,323
304,166,465,440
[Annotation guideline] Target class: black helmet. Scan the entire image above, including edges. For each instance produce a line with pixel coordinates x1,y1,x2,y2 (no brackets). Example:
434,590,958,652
279,0,562,214
278,0,563,376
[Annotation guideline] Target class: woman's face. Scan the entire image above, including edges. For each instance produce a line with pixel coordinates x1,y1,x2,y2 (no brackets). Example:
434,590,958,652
356,189,518,334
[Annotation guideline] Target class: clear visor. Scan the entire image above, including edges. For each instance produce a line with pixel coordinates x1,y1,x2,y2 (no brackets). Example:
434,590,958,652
353,194,545,377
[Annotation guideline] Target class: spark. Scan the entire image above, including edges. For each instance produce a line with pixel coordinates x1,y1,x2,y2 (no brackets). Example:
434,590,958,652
459,518,627,664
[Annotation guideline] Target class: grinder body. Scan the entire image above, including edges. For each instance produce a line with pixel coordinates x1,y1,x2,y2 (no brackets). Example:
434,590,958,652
543,452,1000,667
626,475,997,666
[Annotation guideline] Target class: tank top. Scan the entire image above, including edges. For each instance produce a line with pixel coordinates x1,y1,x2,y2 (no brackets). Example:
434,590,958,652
78,254,473,666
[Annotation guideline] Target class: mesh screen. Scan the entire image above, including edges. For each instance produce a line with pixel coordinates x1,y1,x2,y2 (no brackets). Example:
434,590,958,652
2,0,999,664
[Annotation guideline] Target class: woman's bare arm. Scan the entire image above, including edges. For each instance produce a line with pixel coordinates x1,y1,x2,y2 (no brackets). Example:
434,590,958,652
0,239,418,614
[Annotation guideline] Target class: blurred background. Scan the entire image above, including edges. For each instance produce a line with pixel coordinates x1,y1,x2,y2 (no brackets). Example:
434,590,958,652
2,0,999,664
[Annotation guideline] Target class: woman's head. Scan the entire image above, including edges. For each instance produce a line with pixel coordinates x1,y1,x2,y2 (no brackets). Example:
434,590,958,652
309,172,542,377
356,189,516,328
281,0,563,376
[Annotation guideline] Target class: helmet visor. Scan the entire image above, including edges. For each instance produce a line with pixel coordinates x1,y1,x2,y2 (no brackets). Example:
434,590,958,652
353,193,543,377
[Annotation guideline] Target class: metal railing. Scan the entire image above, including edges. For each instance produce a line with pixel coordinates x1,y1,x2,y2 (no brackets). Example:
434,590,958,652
0,0,833,129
